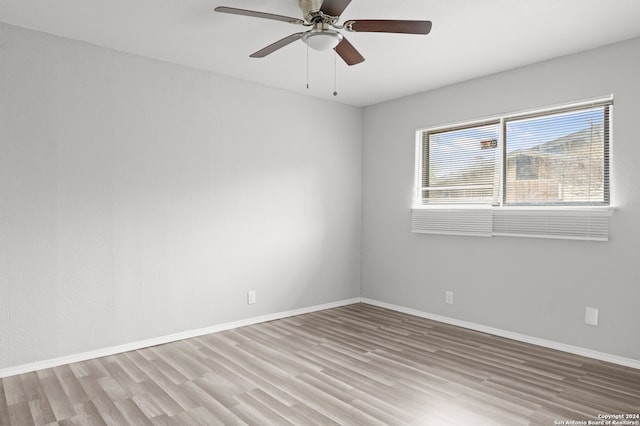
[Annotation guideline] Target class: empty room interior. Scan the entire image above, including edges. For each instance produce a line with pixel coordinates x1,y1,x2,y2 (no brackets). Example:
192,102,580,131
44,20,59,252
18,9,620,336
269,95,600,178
1,0,640,425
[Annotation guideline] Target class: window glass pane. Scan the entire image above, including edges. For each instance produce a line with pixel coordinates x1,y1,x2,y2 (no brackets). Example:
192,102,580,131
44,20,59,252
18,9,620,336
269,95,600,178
505,107,607,205
423,123,500,204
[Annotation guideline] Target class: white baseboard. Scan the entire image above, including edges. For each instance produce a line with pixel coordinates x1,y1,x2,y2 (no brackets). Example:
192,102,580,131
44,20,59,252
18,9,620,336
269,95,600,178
4,296,636,378
362,298,640,370
0,297,362,379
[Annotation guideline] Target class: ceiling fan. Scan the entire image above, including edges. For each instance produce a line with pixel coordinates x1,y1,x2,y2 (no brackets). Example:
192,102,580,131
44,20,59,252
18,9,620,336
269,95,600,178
214,0,432,66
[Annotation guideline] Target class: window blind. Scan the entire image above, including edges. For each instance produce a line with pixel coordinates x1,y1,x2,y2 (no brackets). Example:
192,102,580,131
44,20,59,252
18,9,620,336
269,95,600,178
492,208,612,241
411,207,493,237
413,96,613,241
411,207,612,241
421,122,500,205
504,105,610,206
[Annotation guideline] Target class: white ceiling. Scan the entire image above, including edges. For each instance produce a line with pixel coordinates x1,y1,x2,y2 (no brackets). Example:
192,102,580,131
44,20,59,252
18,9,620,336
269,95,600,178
1,0,640,106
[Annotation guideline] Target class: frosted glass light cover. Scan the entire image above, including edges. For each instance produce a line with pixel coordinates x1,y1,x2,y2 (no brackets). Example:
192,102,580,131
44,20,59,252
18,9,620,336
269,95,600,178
303,31,343,51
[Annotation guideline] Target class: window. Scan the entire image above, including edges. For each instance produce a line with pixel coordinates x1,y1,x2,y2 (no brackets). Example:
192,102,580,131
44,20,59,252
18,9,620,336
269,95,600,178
421,122,500,205
413,97,613,241
504,106,609,206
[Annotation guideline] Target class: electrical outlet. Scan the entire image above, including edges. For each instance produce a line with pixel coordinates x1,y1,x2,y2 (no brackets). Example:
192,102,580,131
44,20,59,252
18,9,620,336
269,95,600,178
445,291,454,305
585,306,599,326
247,291,256,305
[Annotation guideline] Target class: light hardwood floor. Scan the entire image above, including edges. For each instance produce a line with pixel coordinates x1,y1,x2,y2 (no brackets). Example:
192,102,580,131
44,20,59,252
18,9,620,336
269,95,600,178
1,303,639,425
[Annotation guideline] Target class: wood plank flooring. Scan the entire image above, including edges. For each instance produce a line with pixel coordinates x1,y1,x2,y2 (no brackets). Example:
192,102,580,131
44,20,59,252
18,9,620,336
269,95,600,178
1,303,639,425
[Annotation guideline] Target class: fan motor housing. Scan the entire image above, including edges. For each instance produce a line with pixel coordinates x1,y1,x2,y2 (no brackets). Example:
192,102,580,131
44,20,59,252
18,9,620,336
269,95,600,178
299,0,333,23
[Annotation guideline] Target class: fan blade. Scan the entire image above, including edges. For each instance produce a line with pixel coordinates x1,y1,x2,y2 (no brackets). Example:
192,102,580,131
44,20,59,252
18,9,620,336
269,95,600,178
345,19,432,34
215,6,304,25
320,0,352,17
334,37,364,66
250,33,305,58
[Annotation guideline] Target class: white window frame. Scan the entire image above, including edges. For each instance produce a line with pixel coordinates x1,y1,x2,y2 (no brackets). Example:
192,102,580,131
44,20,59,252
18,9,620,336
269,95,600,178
412,96,614,241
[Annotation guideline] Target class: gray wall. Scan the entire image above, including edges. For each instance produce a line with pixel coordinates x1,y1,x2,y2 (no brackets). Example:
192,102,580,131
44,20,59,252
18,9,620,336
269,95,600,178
0,23,362,369
2,20,638,370
362,37,640,360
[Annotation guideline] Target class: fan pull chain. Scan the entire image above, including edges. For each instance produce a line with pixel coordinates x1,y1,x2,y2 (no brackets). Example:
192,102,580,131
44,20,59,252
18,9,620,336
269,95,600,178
333,50,338,96
306,43,309,89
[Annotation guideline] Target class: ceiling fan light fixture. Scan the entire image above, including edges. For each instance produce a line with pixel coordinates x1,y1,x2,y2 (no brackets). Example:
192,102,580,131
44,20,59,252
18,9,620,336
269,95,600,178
302,30,343,51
